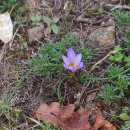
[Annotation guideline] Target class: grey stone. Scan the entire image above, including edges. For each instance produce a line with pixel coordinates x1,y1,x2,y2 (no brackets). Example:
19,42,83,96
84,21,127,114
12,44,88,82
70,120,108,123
88,26,115,49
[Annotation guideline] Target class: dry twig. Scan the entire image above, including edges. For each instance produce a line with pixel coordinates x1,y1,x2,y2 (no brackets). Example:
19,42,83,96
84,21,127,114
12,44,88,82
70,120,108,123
104,4,130,11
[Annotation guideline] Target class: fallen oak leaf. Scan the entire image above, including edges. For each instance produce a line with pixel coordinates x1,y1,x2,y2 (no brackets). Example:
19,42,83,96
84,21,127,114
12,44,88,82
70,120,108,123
102,125,116,130
36,103,75,125
93,111,116,130
36,102,92,130
35,102,62,126
59,107,92,130
59,104,75,118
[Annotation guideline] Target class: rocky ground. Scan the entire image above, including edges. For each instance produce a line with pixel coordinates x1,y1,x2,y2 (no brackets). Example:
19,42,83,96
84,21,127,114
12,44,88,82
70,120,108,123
0,0,130,130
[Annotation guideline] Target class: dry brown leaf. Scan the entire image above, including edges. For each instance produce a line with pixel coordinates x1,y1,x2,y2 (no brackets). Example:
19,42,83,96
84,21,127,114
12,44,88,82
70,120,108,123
36,102,116,130
36,102,92,130
59,104,75,119
35,102,61,126
93,111,116,130
102,125,116,130
59,107,92,130
28,25,44,42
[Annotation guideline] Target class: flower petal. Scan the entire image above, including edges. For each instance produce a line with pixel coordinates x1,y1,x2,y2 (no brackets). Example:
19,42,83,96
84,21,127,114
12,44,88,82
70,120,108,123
67,48,76,62
62,55,70,65
75,53,82,65
69,66,77,72
78,62,83,69
63,64,69,69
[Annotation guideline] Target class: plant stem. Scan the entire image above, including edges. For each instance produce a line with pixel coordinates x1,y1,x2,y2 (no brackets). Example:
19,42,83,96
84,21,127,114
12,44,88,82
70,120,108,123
80,67,130,81
57,76,69,102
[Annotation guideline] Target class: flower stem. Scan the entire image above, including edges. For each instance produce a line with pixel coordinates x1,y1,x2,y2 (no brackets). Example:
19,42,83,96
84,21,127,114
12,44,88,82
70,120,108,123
69,72,77,81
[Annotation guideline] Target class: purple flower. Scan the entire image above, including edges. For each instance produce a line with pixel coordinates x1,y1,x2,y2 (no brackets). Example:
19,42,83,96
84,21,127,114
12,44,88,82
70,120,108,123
62,48,83,72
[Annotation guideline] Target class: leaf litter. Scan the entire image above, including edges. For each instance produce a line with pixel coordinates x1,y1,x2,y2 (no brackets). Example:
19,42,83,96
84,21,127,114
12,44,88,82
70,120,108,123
36,102,116,130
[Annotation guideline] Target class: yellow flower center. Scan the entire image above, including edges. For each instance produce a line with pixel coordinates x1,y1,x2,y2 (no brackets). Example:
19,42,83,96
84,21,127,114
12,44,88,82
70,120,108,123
68,63,78,69
68,62,74,67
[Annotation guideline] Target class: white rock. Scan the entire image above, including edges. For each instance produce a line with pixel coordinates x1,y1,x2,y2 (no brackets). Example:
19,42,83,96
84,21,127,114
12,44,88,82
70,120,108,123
0,12,13,43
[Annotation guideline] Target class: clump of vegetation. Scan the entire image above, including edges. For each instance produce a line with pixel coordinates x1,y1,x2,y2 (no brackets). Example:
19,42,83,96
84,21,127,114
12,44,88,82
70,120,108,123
35,120,57,130
30,34,76,79
122,121,130,130
99,44,130,104
66,1,74,10
97,8,103,15
90,9,130,128
115,10,130,26
109,45,124,62
87,8,93,16
0,0,17,13
99,74,129,104
99,84,117,104
30,15,60,35
43,16,60,34
30,34,93,79
123,34,130,50
87,8,104,16
115,10,130,52
30,14,42,26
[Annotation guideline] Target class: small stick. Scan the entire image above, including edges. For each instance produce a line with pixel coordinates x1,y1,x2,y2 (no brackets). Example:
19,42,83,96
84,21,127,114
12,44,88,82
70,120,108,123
9,27,19,50
104,4,130,11
9,3,18,14
111,5,130,11
75,81,90,106
89,50,114,73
